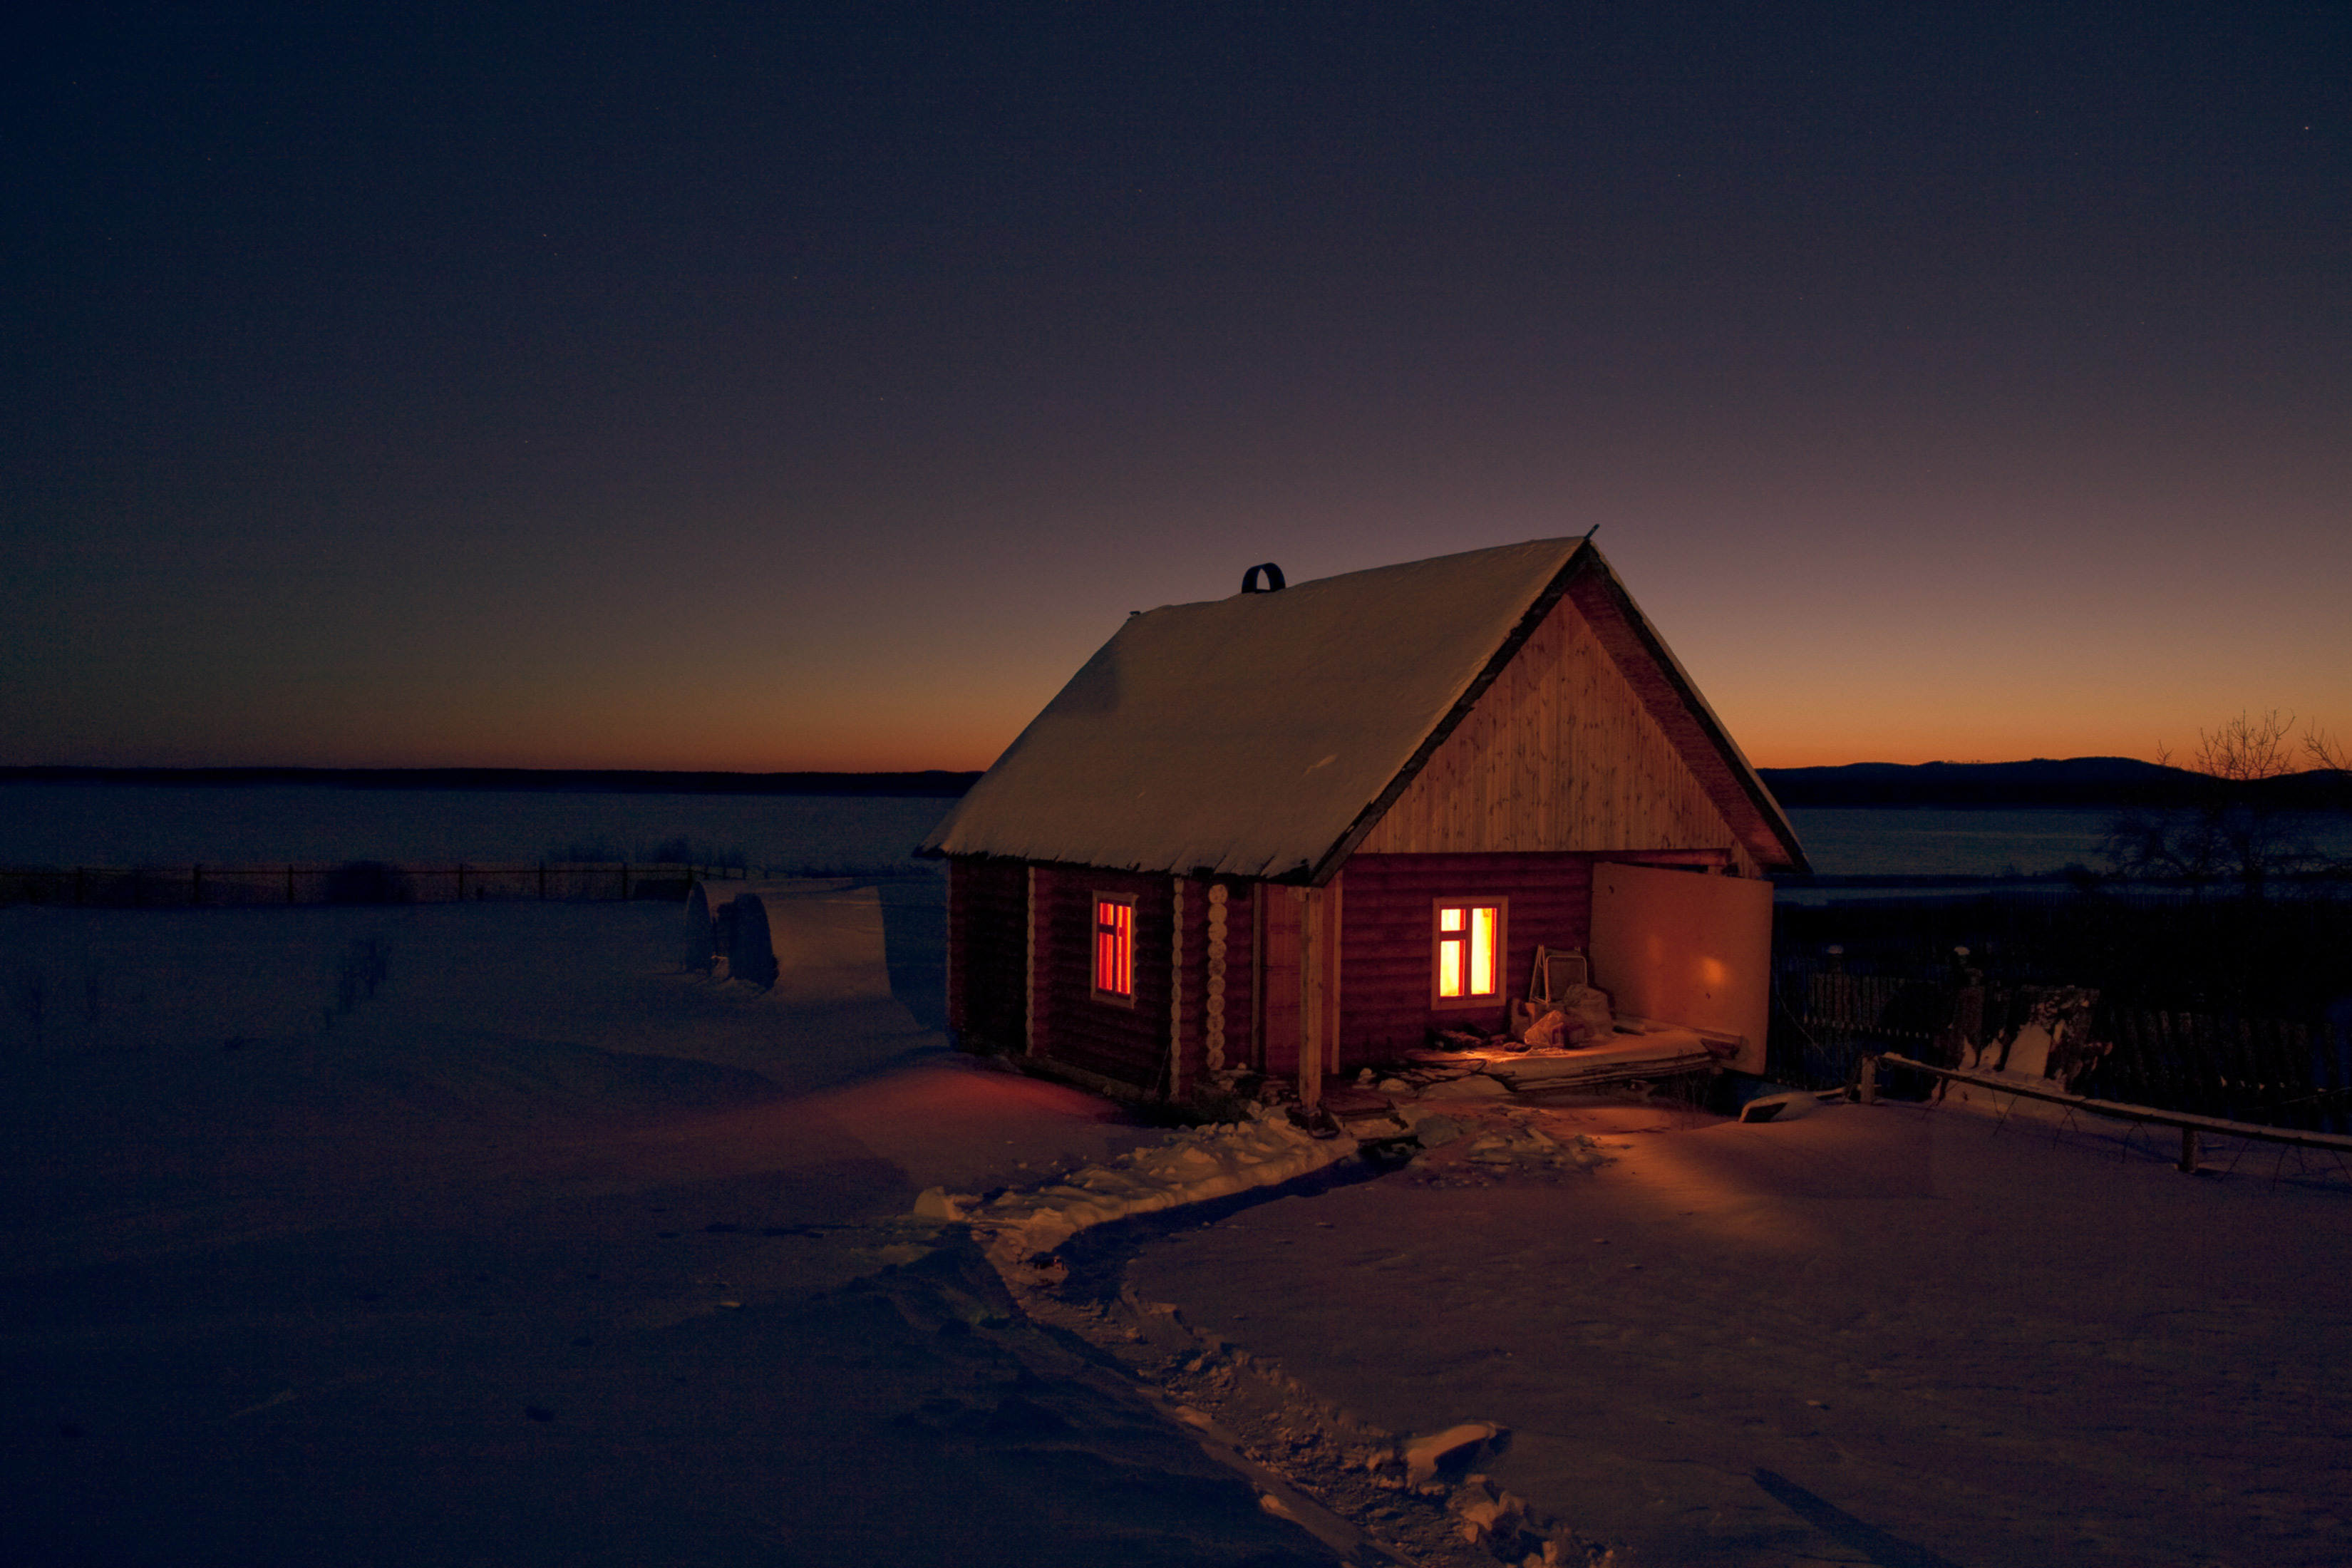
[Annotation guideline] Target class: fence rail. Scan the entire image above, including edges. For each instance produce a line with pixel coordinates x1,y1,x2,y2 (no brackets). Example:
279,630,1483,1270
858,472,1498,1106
1882,1053,2352,1171
0,862,778,908
1769,886,2352,1132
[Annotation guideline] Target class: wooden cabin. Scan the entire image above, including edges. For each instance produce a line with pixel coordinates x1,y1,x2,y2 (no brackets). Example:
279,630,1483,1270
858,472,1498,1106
919,537,1809,1107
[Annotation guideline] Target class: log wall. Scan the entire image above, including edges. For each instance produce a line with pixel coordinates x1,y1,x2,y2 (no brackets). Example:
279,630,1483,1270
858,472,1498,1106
947,857,1029,1054
1336,852,1599,1061
1356,592,1759,877
1034,866,1175,1089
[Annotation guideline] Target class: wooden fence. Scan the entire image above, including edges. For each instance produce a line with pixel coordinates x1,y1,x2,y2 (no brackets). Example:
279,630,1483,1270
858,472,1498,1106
1775,965,2351,1134
0,862,763,909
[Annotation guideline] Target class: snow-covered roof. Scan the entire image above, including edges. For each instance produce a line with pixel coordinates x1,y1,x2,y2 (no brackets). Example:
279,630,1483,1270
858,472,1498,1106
921,537,1805,880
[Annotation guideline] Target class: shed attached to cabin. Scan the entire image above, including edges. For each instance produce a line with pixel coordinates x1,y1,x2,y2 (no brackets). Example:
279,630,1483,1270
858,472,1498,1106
919,537,1807,1108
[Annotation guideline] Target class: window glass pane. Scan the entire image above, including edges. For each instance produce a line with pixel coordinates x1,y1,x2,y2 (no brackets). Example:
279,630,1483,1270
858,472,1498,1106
1438,937,1463,997
1439,906,1464,932
1470,906,1496,995
1095,899,1133,996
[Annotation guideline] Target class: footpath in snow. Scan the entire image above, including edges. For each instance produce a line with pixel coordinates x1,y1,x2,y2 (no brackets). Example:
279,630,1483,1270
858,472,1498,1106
915,1071,1643,1567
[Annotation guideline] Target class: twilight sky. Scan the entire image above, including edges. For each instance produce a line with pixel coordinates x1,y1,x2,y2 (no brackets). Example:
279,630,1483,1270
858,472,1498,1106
5,3,2346,773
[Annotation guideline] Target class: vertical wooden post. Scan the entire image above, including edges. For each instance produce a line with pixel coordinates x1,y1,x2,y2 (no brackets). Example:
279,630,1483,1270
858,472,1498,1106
2179,1126,2199,1173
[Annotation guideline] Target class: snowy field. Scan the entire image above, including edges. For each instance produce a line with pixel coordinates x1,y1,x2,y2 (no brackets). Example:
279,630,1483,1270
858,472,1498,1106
9,788,2352,1564
1123,1099,2352,1567
0,783,956,874
0,894,1329,1566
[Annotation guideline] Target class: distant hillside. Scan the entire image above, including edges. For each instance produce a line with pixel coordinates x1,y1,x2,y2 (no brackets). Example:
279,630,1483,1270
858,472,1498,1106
1759,758,2346,808
0,766,986,798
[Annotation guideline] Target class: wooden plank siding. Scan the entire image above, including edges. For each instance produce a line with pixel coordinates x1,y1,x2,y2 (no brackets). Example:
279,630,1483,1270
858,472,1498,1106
1337,852,1599,1061
946,857,1029,1055
1034,866,1175,1089
1355,591,1759,877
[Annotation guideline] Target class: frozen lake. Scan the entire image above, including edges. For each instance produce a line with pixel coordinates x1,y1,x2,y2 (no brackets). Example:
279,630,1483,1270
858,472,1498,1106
6,783,2346,884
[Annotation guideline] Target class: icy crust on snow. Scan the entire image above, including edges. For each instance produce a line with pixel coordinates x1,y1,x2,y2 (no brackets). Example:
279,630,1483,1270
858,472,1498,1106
920,537,1586,879
917,1105,1360,1259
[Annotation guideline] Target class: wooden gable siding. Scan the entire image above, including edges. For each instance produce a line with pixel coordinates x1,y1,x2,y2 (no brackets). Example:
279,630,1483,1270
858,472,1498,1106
1354,593,1760,878
947,857,1029,1055
1336,852,1596,1059
1033,865,1172,1089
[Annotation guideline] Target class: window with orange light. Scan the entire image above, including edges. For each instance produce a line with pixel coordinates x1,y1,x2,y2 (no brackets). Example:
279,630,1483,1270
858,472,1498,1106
1432,899,1505,1008
1092,894,1135,1003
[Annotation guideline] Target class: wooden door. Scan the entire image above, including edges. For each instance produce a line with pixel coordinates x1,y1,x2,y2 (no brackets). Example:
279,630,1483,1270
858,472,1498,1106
1258,888,1301,1074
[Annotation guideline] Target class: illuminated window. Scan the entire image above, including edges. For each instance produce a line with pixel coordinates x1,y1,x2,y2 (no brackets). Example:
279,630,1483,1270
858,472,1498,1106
1432,899,1505,1008
1093,894,1135,1002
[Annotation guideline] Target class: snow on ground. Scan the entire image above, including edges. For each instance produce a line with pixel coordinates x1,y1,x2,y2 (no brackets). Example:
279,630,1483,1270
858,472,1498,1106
1121,1093,2352,1568
0,894,1336,1567
13,875,2352,1567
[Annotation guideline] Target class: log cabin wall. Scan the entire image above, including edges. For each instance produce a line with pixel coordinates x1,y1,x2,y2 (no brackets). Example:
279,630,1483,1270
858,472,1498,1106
947,857,1029,1055
1035,865,1174,1088
1355,592,1760,878
1336,852,1598,1061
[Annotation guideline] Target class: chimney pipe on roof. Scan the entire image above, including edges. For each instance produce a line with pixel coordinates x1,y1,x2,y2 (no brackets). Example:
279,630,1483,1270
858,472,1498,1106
1239,563,1286,594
